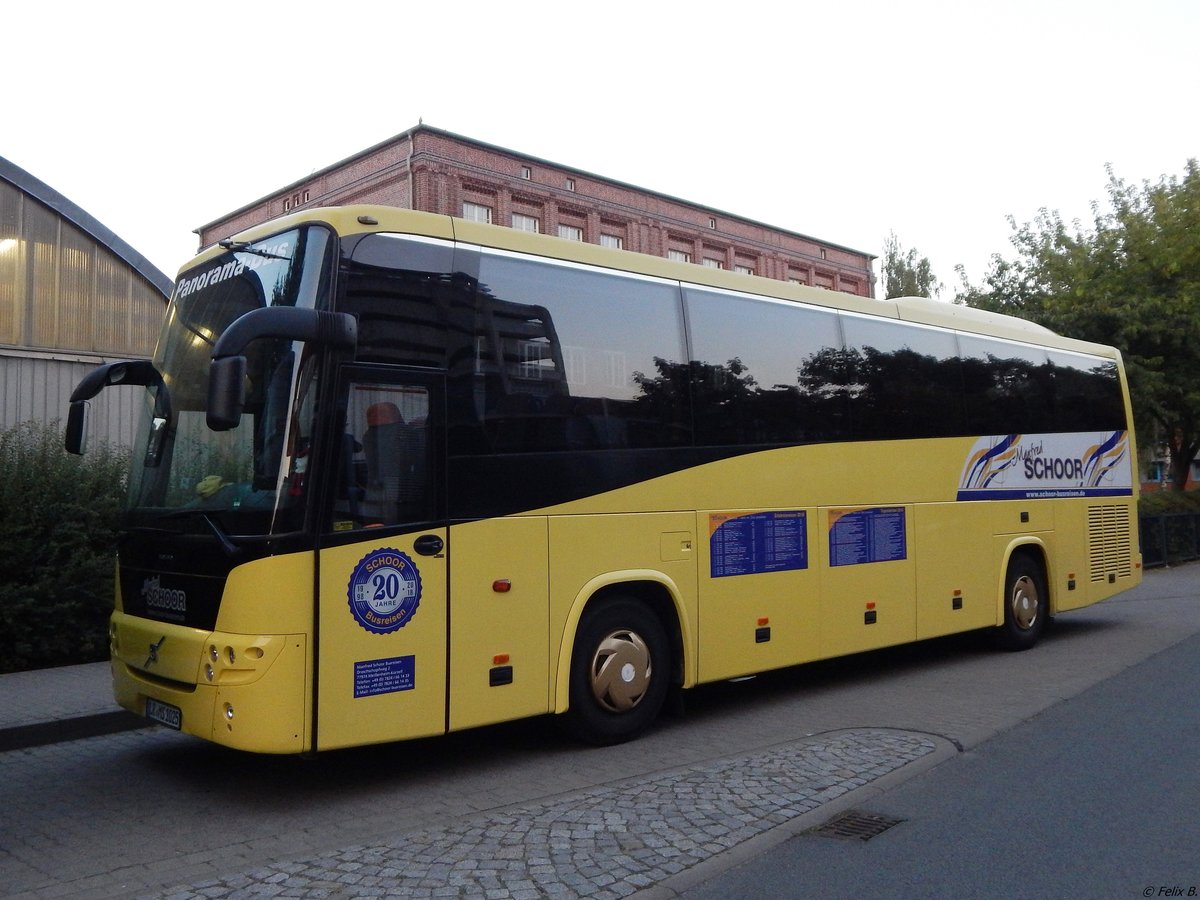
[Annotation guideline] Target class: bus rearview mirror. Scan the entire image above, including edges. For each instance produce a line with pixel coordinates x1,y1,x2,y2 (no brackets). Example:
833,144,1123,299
65,400,89,455
207,355,247,431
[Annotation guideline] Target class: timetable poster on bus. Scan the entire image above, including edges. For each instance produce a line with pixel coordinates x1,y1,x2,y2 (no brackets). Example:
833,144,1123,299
708,511,808,578
827,507,908,567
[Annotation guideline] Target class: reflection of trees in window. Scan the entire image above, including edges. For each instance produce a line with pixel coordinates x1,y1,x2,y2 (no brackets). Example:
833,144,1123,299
961,353,1051,434
799,346,962,440
1050,359,1124,431
635,356,848,447
657,344,1127,450
635,357,760,446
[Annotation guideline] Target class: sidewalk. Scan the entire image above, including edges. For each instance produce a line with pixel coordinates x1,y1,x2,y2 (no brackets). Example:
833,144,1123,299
0,661,146,752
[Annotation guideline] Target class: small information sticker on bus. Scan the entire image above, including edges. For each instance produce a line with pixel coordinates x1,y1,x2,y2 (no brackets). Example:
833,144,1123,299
145,698,182,730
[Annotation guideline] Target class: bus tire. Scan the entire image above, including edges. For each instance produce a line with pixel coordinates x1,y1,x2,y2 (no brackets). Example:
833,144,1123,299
995,551,1048,651
565,596,670,745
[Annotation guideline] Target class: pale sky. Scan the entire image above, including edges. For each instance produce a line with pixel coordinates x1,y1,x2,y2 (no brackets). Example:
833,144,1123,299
4,0,1197,295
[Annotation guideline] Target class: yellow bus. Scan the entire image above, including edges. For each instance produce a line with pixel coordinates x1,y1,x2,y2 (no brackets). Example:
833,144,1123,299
66,206,1142,753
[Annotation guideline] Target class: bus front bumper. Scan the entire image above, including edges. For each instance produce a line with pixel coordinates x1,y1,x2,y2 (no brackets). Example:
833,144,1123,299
110,611,309,754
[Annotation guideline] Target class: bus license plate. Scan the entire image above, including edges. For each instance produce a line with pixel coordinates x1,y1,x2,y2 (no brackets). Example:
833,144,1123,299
145,698,182,730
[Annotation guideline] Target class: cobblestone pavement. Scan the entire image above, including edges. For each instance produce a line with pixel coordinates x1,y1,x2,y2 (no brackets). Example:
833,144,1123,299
149,729,937,899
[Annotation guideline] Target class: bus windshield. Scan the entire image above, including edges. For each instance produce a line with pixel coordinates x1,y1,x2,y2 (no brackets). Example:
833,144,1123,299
126,225,333,536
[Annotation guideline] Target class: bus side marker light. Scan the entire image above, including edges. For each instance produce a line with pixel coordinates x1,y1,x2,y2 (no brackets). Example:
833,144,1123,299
1068,573,1077,591
864,603,877,625
493,654,510,665
952,590,963,611
493,579,512,593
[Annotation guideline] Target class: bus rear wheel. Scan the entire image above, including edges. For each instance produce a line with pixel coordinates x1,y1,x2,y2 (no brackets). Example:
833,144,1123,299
995,551,1048,651
565,597,669,745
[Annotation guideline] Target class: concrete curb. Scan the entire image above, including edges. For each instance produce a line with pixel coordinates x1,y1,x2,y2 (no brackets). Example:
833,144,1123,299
0,710,149,753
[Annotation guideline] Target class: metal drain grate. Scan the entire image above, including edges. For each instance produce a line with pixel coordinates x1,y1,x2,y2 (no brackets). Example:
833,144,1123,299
810,810,904,841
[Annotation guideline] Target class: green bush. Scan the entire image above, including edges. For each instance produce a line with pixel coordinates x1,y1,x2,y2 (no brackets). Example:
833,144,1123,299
1139,487,1200,515
0,420,128,673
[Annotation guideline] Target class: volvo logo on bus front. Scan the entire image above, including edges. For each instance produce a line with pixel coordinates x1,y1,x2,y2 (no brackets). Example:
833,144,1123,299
145,636,165,668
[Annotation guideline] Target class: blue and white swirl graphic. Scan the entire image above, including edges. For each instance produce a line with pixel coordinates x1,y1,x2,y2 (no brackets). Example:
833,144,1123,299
957,431,1131,500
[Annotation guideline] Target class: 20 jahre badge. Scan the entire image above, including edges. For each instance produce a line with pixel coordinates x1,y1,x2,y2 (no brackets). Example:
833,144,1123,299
347,548,422,634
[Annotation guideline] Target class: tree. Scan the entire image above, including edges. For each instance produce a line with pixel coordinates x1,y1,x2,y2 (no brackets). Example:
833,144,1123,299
957,160,1200,489
881,232,941,299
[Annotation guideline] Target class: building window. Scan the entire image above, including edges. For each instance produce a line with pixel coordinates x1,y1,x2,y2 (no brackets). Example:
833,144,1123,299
283,190,309,212
702,258,723,269
734,264,754,275
462,202,493,223
566,178,576,191
557,224,583,242
709,217,717,229
668,249,691,263
520,166,532,180
820,248,828,260
600,233,623,250
512,213,540,233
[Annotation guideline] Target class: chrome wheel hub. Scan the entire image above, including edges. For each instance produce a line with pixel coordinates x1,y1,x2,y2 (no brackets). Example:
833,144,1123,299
589,629,651,712
1011,574,1040,630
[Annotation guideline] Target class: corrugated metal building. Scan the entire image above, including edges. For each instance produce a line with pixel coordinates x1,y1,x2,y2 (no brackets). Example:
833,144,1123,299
0,157,173,448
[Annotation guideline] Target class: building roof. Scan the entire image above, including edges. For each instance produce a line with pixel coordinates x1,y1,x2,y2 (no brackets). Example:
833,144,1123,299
0,155,174,299
195,124,875,261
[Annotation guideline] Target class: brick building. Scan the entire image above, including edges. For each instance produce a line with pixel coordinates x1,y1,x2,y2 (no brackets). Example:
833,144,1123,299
197,125,875,297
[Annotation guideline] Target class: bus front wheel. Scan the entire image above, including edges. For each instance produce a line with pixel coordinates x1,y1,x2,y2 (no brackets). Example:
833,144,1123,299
995,552,1048,651
565,597,669,745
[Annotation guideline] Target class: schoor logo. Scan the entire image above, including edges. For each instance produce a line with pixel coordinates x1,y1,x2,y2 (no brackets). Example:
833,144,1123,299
141,576,187,614
347,548,422,635
1023,455,1085,480
1016,440,1085,480
958,431,1132,501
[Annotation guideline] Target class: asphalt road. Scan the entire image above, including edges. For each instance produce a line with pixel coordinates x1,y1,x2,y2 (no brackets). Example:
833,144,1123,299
681,627,1200,899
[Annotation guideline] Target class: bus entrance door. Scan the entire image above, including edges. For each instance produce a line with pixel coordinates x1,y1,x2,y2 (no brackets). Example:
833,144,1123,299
315,372,447,751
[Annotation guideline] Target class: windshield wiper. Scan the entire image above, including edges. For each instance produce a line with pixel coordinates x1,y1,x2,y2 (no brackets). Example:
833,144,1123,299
201,513,244,560
132,509,244,559
217,239,290,260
